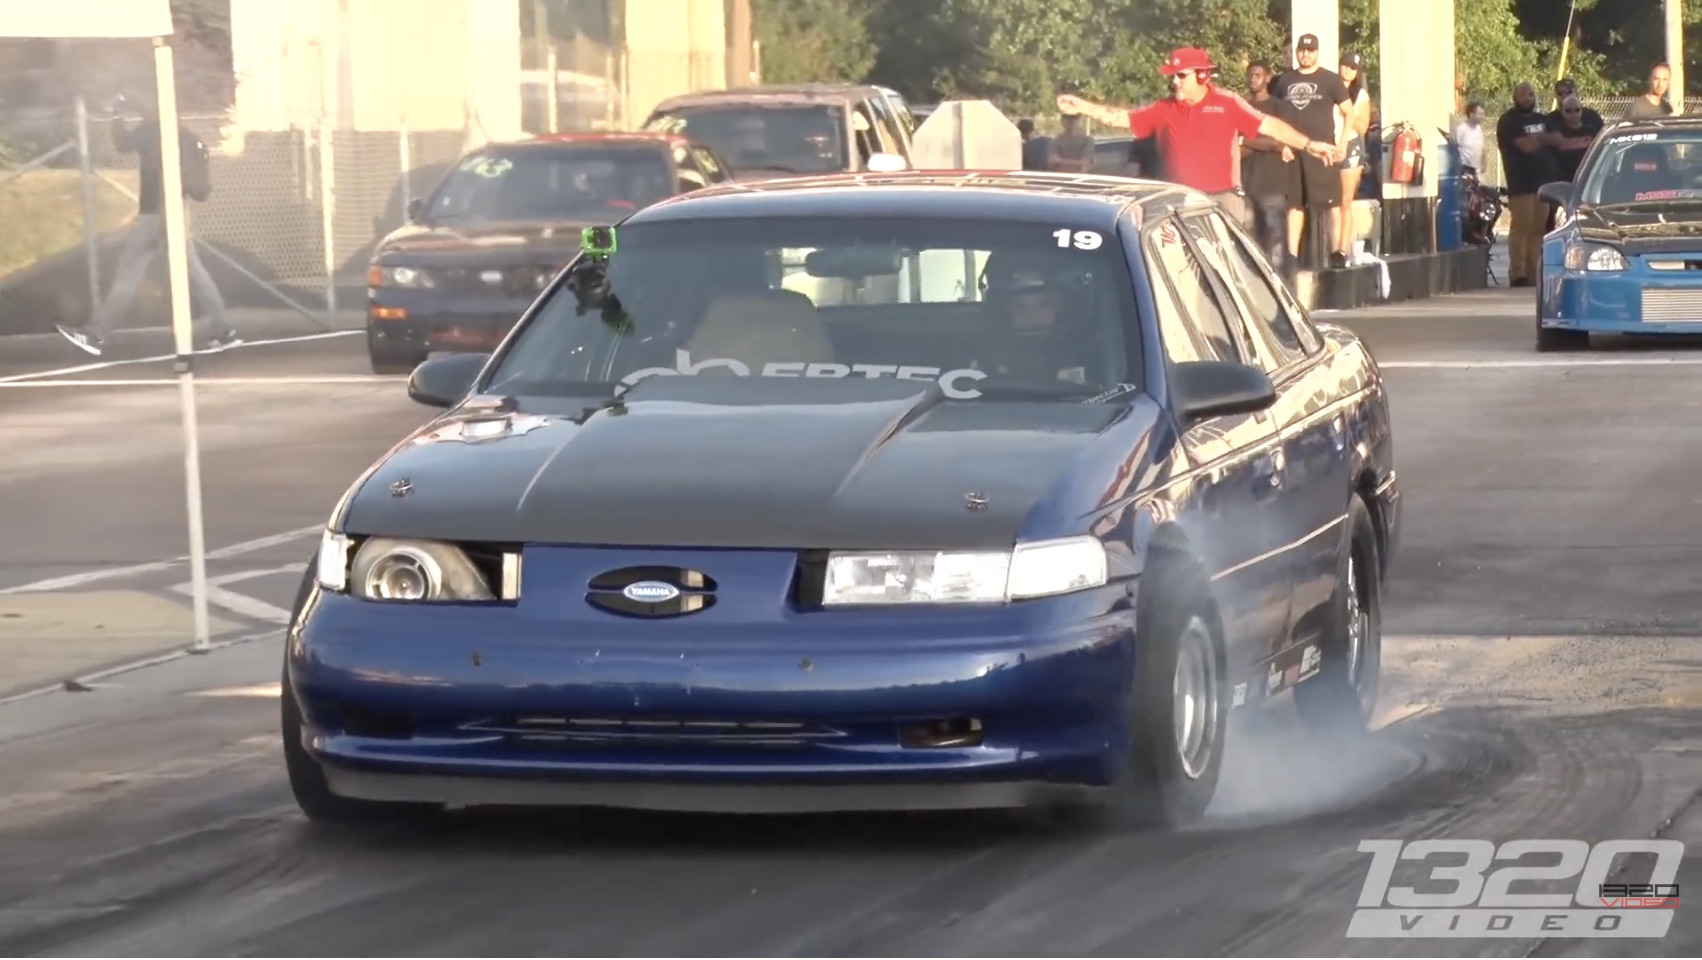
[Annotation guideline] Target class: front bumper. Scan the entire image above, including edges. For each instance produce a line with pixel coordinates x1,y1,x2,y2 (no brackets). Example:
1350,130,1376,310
1540,267,1702,335
366,288,538,356
287,546,1139,811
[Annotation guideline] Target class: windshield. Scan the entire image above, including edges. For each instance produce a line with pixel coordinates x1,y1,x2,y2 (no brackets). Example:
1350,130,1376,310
484,215,1143,402
1578,131,1702,205
423,146,675,222
643,105,847,175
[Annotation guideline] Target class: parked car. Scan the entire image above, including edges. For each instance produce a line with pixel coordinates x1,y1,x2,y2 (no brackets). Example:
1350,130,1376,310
364,132,729,374
641,83,914,180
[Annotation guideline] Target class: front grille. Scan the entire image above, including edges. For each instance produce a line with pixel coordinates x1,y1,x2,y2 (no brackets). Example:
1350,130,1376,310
585,565,719,618
465,716,841,748
431,265,557,297
1641,288,1702,322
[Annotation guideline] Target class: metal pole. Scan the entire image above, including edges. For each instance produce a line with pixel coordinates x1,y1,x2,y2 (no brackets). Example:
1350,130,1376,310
318,121,338,322
726,0,752,86
546,47,559,134
398,113,412,211
153,37,212,654
74,95,101,311
318,23,339,324
1666,0,1686,114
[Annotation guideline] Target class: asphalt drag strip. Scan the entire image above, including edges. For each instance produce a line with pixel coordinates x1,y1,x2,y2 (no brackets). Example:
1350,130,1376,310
0,631,1692,957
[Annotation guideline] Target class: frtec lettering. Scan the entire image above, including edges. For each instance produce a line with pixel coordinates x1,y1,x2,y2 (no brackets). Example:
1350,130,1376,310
621,350,990,399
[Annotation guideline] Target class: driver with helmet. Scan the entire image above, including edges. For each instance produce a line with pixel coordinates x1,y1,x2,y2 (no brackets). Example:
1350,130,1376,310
975,251,1103,387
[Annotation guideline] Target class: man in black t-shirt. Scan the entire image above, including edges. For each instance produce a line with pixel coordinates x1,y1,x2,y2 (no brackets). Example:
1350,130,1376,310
1542,93,1603,229
1271,33,1353,268
1242,61,1303,281
1497,82,1561,287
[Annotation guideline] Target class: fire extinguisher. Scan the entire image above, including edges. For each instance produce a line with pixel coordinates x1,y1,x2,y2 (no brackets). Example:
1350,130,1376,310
1389,124,1422,184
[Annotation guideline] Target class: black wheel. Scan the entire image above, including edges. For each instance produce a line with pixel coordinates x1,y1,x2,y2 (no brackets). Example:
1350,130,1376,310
369,346,425,375
1294,494,1382,734
1052,556,1229,830
1536,307,1590,352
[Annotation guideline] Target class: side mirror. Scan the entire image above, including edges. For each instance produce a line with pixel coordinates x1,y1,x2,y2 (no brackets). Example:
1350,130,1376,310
406,197,424,222
866,152,909,173
1537,181,1573,208
407,352,490,408
1172,360,1276,420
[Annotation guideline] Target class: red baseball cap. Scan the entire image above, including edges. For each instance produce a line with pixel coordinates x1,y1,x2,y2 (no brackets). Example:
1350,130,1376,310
1161,47,1216,75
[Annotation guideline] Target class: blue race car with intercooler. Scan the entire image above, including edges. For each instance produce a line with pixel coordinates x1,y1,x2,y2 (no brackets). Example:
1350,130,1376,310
1538,117,1702,350
283,171,1401,830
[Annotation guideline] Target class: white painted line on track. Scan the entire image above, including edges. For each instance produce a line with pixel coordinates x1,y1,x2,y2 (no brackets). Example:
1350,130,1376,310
0,329,362,384
1384,357,1702,369
0,375,400,387
191,681,281,698
0,527,320,596
169,563,301,625
171,582,293,624
0,628,278,707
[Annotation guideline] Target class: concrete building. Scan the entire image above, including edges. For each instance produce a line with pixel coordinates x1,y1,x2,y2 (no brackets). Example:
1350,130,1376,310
225,0,749,138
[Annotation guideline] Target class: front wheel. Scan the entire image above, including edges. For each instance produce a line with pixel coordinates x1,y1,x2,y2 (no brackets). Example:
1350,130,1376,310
1055,558,1229,831
1536,324,1590,352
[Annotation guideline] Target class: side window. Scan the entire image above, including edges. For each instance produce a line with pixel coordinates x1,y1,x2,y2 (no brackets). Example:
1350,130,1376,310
1144,219,1242,363
1201,214,1308,366
1178,213,1268,370
851,105,881,164
692,146,729,184
868,96,909,154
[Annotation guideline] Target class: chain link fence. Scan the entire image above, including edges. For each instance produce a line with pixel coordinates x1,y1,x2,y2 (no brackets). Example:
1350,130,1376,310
0,43,735,347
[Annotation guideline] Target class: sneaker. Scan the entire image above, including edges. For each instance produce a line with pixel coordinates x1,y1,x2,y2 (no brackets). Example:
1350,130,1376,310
56,324,105,356
199,329,243,353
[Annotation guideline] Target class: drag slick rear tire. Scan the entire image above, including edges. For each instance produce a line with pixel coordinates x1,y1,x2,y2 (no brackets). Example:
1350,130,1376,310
1294,494,1382,733
1052,555,1229,831
281,668,441,824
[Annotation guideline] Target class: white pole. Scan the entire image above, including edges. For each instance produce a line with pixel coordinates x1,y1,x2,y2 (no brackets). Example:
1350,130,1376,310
74,94,101,310
546,46,560,134
319,17,339,324
153,37,212,653
398,113,411,211
1666,0,1686,114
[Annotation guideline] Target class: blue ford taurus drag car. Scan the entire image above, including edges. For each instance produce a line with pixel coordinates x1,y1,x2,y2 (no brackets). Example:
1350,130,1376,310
1538,117,1702,350
284,171,1402,829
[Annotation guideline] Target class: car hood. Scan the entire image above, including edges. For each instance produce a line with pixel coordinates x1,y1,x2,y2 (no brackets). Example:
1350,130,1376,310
1575,202,1702,254
336,378,1156,551
374,219,602,266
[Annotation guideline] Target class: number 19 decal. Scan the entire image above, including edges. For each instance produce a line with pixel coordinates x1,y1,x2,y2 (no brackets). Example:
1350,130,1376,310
1053,228,1103,250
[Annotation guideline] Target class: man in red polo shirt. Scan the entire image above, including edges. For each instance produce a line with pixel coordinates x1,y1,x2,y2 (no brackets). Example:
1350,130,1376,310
1056,47,1338,229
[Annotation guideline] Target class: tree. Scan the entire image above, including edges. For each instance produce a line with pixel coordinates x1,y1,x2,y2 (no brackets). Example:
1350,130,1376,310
752,0,879,85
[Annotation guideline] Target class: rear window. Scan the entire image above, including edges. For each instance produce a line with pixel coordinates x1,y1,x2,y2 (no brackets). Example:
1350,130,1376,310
424,146,675,222
644,104,847,176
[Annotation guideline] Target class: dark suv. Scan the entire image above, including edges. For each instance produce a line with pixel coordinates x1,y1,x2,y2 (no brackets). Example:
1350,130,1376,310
642,84,915,181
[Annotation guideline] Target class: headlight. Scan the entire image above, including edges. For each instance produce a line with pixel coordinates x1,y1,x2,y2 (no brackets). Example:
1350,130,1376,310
317,531,518,602
821,535,1109,605
1563,242,1627,271
367,264,435,288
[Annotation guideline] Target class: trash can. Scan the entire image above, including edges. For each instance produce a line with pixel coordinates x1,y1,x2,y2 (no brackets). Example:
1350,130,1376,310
1436,141,1463,252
